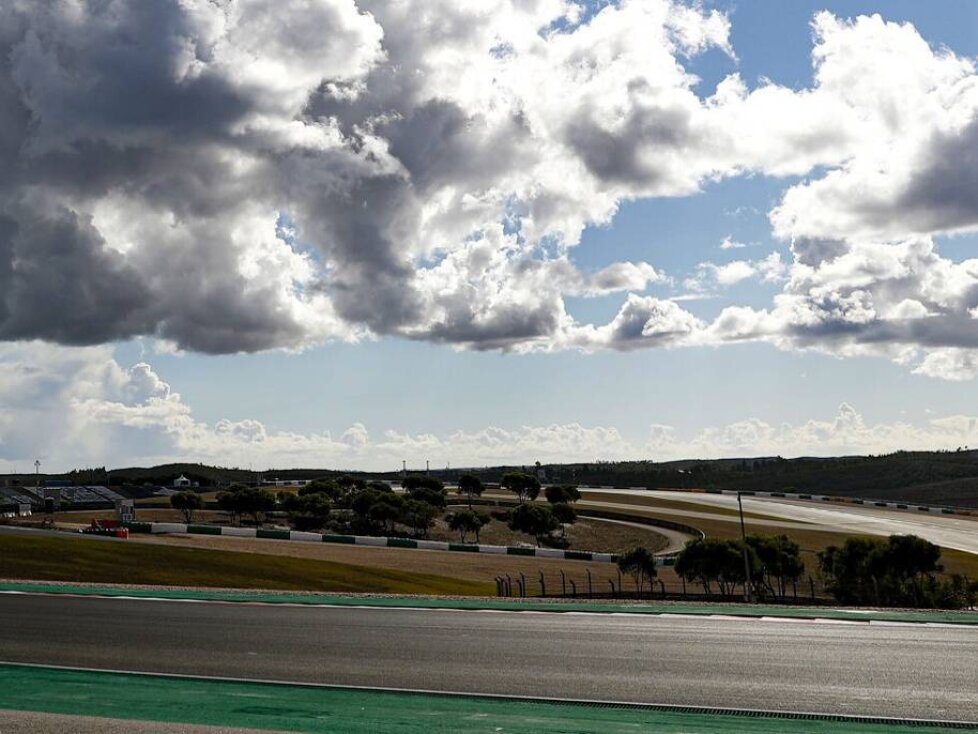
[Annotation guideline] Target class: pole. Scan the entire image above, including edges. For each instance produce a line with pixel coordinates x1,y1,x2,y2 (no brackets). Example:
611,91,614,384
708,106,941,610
738,491,752,603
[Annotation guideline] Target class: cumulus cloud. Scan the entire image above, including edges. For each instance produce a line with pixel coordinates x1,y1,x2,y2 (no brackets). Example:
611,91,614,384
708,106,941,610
2,2,978,381
647,403,978,459
3,347,977,470
685,252,787,292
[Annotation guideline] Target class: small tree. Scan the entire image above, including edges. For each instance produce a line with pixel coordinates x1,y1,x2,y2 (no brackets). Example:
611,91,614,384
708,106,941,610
617,546,657,595
501,472,541,503
406,486,447,509
171,490,203,523
281,492,332,531
448,509,490,543
216,485,248,526
507,503,558,546
544,485,581,504
747,534,804,600
457,473,485,509
402,499,439,538
675,537,757,599
403,475,444,492
218,486,276,526
550,502,577,538
298,479,343,500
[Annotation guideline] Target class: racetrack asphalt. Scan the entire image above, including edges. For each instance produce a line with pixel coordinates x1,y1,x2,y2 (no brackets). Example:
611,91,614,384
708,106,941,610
0,593,975,722
578,489,978,555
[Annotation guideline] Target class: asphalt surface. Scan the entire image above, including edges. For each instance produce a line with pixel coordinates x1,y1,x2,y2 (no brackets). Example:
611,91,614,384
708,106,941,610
579,489,978,555
0,594,976,722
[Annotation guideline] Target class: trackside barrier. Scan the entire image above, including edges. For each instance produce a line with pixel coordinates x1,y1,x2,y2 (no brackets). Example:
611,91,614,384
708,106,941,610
124,522,622,563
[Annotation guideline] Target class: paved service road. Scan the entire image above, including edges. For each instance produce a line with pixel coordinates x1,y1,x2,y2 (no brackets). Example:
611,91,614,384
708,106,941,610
1,594,976,722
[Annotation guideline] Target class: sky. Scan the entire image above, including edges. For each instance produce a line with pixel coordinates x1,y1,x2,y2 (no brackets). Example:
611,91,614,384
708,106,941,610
3,0,978,472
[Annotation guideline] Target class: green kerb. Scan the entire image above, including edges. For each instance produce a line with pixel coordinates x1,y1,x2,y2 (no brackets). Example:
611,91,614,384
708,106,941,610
0,664,969,734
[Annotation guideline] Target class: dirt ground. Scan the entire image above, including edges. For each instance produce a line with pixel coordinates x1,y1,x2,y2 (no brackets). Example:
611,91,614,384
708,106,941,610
133,532,624,589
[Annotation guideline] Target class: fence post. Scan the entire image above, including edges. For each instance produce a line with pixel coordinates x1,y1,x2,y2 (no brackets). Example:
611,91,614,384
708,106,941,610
586,568,592,598
539,570,546,598
570,579,577,597
608,580,615,596
681,577,687,600
809,576,816,601
618,569,623,594
506,574,513,597
560,570,566,597
658,580,666,599
520,573,527,599
792,578,798,600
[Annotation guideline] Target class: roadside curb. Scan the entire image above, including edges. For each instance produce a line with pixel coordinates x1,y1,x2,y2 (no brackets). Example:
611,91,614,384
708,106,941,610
124,521,624,563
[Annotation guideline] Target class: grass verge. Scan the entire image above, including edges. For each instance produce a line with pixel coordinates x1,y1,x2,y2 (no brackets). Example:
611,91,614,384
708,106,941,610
0,533,491,596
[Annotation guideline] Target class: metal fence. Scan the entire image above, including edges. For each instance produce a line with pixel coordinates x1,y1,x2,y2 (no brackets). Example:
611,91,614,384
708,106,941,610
494,566,830,604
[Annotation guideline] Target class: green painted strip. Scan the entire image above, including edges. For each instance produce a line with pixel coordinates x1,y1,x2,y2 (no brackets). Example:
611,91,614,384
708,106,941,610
124,522,152,534
3,582,977,626
0,664,967,733
387,538,418,549
564,550,592,561
506,547,536,556
322,534,355,544
255,529,290,540
448,543,479,552
186,524,221,536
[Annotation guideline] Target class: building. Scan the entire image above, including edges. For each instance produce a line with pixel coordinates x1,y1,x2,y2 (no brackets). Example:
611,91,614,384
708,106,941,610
173,475,192,488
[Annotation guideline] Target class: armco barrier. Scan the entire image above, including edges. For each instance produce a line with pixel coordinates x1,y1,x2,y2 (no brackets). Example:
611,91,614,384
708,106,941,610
124,522,620,563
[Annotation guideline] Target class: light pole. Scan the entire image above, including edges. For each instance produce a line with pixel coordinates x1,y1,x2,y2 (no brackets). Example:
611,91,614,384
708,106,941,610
34,459,40,490
737,491,752,603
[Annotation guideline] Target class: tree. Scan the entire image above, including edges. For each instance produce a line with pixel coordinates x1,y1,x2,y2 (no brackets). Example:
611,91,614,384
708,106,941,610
675,537,757,599
406,485,447,509
544,485,581,504
298,479,343,500
352,489,404,534
233,486,276,525
457,473,484,508
368,496,403,535
403,475,444,492
507,503,558,545
818,534,951,607
402,499,439,538
501,472,541,503
448,509,490,543
216,484,249,525
281,492,332,531
617,546,658,595
170,490,203,523
746,534,805,600
550,502,577,538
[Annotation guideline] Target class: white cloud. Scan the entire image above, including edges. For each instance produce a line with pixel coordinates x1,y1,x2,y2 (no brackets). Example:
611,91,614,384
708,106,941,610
646,403,978,459
685,252,787,291
719,235,749,250
2,348,978,470
2,2,978,381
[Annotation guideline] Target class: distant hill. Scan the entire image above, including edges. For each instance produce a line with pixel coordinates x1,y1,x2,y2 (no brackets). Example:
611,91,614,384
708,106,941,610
3,450,977,508
529,451,978,508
